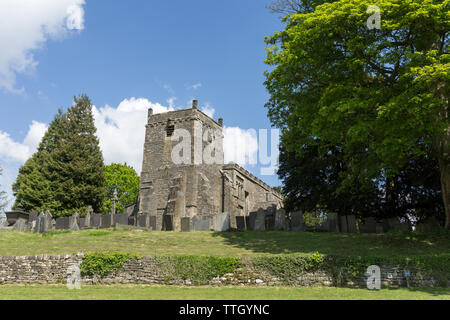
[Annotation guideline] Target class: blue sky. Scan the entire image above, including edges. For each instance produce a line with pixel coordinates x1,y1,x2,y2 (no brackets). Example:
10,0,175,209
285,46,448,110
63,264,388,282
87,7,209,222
0,0,284,209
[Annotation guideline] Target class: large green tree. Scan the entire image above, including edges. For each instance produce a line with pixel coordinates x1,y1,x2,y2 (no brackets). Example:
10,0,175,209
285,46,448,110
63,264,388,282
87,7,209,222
265,0,449,227
13,95,106,216
103,163,140,214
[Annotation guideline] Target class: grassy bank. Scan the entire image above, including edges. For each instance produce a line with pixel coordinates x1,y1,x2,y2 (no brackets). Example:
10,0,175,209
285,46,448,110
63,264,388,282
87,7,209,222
0,229,448,257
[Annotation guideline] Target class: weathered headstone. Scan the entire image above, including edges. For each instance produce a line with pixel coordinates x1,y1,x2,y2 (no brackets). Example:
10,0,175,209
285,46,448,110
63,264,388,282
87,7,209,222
28,212,38,224
248,212,257,231
214,213,230,232
114,214,128,226
274,209,286,231
84,206,93,228
149,216,157,230
265,213,275,231
35,211,52,233
92,214,102,228
79,218,85,229
100,214,111,229
137,215,147,228
291,211,304,232
254,209,266,231
13,218,27,232
416,217,441,233
327,212,340,232
181,217,191,232
163,215,174,231
69,212,80,231
55,217,70,230
387,217,411,231
192,216,210,231
236,216,246,231
359,217,377,233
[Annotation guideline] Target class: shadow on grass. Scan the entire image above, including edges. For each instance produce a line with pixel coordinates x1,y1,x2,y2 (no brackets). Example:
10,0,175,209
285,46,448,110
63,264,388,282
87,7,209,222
210,230,450,257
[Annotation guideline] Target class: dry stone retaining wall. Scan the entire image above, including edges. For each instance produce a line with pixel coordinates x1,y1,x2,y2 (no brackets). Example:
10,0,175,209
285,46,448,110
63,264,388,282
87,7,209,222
0,254,447,288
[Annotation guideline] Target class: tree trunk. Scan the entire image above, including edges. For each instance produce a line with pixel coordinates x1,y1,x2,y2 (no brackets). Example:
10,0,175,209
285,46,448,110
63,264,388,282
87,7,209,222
438,157,450,229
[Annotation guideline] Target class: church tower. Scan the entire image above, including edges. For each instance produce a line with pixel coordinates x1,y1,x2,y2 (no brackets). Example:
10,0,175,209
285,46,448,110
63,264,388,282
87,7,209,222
138,100,224,231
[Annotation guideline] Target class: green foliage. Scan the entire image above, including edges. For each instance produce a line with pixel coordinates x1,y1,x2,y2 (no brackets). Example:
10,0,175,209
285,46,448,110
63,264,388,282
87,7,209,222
103,163,140,214
13,95,106,217
80,252,142,277
159,256,242,284
264,0,449,225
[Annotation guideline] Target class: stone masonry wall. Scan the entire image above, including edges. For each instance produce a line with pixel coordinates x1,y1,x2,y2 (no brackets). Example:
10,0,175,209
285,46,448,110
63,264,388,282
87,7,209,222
0,254,446,288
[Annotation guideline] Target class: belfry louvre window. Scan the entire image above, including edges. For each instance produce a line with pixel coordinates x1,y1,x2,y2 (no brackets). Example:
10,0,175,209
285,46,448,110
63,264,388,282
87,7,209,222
166,125,175,137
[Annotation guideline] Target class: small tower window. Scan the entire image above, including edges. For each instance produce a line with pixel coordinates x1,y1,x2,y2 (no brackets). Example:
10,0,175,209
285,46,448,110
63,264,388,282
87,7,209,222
166,125,175,137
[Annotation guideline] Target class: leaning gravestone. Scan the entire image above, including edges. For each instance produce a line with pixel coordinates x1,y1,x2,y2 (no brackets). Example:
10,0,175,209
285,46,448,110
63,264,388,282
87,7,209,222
181,217,191,232
236,216,246,231
291,211,304,232
254,209,266,231
13,218,27,232
192,216,210,231
214,213,230,232
274,209,286,231
69,212,80,231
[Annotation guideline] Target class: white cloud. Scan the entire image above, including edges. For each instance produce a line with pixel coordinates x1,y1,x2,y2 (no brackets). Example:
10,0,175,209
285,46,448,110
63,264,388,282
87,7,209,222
200,102,215,118
93,98,173,172
187,83,202,90
0,0,86,92
0,121,48,163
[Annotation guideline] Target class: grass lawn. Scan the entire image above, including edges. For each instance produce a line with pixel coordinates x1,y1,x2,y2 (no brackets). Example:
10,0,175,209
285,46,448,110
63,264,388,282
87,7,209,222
0,229,448,257
0,285,448,300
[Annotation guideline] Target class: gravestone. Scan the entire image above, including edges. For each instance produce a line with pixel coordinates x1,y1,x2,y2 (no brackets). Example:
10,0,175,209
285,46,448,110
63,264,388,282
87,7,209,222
113,214,128,226
56,217,70,230
265,213,275,231
359,217,377,233
327,212,340,232
79,218,85,229
416,217,441,232
214,213,230,232
387,217,411,231
254,209,266,231
100,214,112,229
192,216,210,231
138,215,147,228
92,214,102,228
163,215,174,231
28,212,38,224
376,223,384,234
35,211,52,233
340,215,348,233
274,209,286,231
235,216,246,231
84,206,93,228
248,212,257,231
291,211,304,232
69,212,80,231
149,216,157,230
181,217,191,232
347,215,357,233
13,218,27,232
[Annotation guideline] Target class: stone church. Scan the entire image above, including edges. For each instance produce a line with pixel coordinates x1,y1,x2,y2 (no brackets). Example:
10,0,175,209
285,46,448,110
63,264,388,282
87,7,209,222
136,100,283,231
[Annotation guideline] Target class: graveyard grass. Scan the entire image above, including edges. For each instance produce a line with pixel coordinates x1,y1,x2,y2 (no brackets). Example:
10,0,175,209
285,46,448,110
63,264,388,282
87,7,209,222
0,228,448,257
0,284,448,300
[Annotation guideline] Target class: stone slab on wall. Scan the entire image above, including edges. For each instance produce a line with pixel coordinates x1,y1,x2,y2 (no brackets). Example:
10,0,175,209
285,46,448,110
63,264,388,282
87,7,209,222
181,217,191,232
55,217,70,230
192,216,210,231
214,213,230,232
